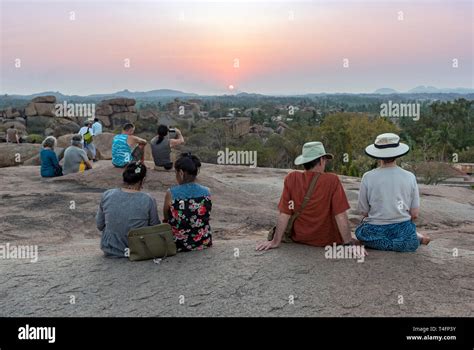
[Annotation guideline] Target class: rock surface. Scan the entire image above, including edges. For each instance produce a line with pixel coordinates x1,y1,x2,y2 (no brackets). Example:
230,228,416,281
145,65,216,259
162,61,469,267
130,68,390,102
33,103,56,117
0,162,472,316
53,120,80,137
26,115,56,135
1,96,163,142
97,98,138,129
0,144,41,167
93,132,116,160
32,95,56,103
56,134,75,148
0,121,26,133
25,103,37,117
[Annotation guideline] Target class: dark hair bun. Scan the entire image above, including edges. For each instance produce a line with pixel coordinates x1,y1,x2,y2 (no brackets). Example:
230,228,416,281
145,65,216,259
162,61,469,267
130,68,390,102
123,161,147,185
175,153,201,176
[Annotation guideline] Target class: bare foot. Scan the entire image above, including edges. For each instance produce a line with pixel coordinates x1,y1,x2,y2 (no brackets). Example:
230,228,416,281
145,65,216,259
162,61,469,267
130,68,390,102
419,234,431,245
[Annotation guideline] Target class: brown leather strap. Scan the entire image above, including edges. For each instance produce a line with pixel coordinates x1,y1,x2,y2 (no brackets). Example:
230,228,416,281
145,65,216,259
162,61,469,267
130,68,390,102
295,172,320,219
284,172,321,236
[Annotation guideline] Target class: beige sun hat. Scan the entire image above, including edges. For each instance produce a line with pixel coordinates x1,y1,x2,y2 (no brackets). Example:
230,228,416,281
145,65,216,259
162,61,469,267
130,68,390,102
365,133,410,159
294,141,334,165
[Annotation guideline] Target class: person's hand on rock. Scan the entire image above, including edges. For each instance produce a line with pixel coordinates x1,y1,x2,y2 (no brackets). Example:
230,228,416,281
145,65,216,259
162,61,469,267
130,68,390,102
344,238,368,256
256,240,279,251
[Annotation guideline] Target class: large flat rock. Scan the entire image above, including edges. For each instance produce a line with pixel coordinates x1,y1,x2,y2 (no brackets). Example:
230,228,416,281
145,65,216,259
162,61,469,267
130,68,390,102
0,162,473,316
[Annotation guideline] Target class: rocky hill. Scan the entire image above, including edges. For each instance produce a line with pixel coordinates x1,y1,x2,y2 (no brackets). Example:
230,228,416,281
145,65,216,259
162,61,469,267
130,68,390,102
0,161,473,317
0,96,161,143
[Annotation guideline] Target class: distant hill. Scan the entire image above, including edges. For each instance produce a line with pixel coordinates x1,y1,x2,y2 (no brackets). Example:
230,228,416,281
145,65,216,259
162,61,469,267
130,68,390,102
10,91,70,100
408,86,440,93
408,86,474,94
373,88,399,94
4,89,198,100
372,86,474,94
2,86,473,100
235,92,266,98
91,89,199,98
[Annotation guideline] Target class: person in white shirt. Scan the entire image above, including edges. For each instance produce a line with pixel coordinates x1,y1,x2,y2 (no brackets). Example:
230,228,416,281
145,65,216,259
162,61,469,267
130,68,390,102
92,118,103,136
78,120,97,162
356,133,430,252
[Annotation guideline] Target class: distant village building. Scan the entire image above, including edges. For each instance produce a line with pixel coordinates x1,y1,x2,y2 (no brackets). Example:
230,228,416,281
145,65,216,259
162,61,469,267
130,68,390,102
219,117,251,138
226,108,241,118
276,121,290,135
243,108,262,117
249,124,274,137
271,115,283,122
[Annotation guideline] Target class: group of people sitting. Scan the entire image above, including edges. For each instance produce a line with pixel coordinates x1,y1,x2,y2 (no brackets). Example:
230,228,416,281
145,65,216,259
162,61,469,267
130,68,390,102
97,153,212,256
38,120,430,258
110,122,184,170
39,118,102,177
99,122,205,256
40,134,93,177
39,121,183,178
256,133,430,253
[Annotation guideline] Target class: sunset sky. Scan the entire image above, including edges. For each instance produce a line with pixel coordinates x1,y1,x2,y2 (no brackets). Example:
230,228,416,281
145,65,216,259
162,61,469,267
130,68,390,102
0,0,472,95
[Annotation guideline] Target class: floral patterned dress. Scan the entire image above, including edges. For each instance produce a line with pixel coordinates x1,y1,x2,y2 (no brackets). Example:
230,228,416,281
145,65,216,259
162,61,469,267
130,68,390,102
168,182,212,252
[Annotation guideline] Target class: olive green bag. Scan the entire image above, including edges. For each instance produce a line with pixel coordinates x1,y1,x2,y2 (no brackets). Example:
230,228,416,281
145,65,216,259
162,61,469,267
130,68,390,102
128,223,177,261
267,173,321,242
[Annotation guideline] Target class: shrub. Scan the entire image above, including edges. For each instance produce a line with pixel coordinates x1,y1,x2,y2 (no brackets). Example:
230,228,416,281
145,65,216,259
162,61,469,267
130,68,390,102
458,147,474,163
26,134,44,144
408,161,452,185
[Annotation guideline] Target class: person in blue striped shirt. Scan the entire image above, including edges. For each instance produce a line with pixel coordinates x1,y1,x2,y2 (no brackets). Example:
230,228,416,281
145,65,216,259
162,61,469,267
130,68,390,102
111,123,147,168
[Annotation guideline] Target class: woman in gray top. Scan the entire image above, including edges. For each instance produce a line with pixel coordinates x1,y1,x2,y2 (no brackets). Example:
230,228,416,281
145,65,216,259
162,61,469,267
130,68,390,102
150,125,185,170
96,162,160,257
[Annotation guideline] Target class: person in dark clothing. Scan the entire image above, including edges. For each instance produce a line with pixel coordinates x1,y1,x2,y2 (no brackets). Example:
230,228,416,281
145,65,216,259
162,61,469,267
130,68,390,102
151,125,184,170
40,136,62,177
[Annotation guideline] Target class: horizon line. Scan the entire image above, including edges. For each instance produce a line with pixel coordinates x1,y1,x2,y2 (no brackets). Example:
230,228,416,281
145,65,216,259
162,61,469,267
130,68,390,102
2,86,474,98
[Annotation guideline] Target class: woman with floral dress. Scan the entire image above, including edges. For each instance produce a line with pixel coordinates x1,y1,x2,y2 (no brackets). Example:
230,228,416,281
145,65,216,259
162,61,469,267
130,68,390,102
163,153,212,252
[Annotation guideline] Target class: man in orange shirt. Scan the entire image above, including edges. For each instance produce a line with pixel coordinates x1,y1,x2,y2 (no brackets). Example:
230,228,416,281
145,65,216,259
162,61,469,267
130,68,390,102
256,141,356,251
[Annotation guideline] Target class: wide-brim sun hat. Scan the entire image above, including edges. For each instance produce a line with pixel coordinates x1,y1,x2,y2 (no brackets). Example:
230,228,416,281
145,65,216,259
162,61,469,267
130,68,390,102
365,133,410,159
294,141,334,166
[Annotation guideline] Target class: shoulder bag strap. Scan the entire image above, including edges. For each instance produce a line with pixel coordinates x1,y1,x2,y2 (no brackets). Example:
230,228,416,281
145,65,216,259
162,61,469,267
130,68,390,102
295,172,321,219
284,172,321,235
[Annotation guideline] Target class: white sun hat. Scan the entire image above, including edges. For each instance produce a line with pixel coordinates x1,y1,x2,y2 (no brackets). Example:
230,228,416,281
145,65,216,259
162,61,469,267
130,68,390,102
365,133,410,159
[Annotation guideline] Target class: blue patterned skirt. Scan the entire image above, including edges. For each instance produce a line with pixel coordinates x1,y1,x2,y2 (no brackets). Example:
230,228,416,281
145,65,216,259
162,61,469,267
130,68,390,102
355,220,420,252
